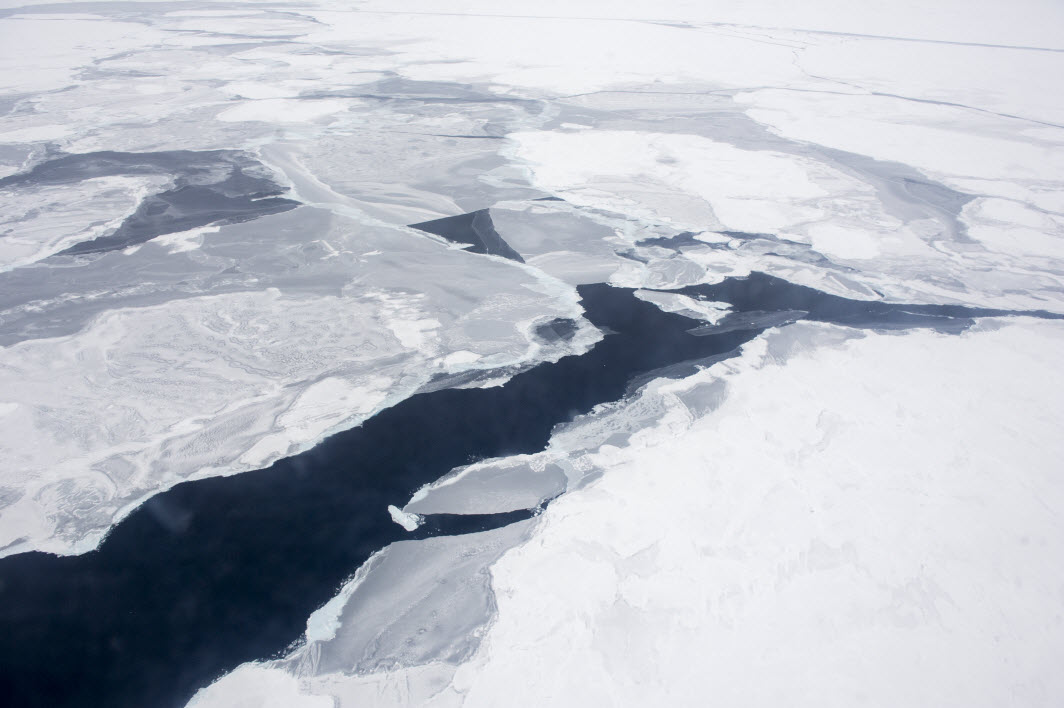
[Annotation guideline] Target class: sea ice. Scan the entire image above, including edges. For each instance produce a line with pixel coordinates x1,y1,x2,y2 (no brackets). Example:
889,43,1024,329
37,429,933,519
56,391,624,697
0,206,597,557
1,3,1062,706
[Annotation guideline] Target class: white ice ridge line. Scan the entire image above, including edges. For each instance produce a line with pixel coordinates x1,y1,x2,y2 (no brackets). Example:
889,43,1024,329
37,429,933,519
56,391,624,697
332,9,1064,53
865,90,1064,130
789,67,1064,131
548,85,1064,129
709,21,1064,53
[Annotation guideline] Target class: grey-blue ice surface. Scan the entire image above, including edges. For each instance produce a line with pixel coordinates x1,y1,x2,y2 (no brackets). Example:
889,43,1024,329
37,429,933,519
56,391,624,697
1,1,1064,707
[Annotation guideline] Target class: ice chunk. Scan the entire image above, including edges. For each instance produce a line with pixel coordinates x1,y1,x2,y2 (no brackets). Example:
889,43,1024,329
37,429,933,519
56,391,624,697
634,289,731,324
405,456,567,516
387,505,423,532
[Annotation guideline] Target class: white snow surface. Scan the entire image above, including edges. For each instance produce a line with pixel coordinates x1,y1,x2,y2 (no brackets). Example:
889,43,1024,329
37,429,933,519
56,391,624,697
437,321,1064,707
633,289,731,325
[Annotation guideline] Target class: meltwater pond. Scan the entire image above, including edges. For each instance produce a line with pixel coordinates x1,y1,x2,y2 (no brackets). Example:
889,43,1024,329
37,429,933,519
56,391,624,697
0,275,1055,708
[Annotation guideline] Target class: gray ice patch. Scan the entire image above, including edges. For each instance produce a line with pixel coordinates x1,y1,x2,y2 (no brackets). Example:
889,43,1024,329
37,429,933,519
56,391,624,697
0,144,33,177
674,378,729,419
315,76,540,110
763,321,867,363
0,205,341,346
410,209,525,262
406,458,567,516
486,204,626,285
288,520,534,677
625,351,736,396
488,205,618,257
0,150,299,256
636,231,709,249
814,147,977,243
534,317,578,343
687,310,808,336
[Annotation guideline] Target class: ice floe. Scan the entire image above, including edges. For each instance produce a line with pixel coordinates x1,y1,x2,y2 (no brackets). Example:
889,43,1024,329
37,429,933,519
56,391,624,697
0,205,599,557
387,505,423,532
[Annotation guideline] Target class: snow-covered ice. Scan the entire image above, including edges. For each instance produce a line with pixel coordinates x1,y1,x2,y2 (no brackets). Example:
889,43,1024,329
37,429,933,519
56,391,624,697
191,318,1064,707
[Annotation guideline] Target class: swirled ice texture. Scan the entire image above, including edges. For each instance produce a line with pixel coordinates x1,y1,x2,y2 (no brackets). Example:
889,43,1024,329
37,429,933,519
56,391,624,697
0,199,599,557
0,0,1063,705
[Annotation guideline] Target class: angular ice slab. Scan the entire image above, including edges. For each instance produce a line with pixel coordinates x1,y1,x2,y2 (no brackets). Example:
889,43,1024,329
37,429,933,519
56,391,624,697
486,204,626,285
410,209,524,262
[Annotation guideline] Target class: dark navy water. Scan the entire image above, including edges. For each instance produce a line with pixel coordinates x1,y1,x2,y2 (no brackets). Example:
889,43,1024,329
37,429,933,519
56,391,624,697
0,275,1056,708
410,210,525,262
675,272,1064,331
534,317,579,343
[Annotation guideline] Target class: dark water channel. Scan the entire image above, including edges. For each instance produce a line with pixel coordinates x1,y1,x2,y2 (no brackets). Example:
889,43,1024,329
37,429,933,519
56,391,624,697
0,274,1055,708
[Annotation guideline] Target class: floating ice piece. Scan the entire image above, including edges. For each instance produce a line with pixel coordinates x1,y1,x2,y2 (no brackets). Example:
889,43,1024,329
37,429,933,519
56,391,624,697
387,505,423,532
634,289,731,324
405,456,568,516
488,204,625,285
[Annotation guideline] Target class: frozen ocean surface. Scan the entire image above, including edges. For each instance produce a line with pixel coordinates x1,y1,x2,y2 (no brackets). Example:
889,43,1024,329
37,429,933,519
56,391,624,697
0,1,1063,707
